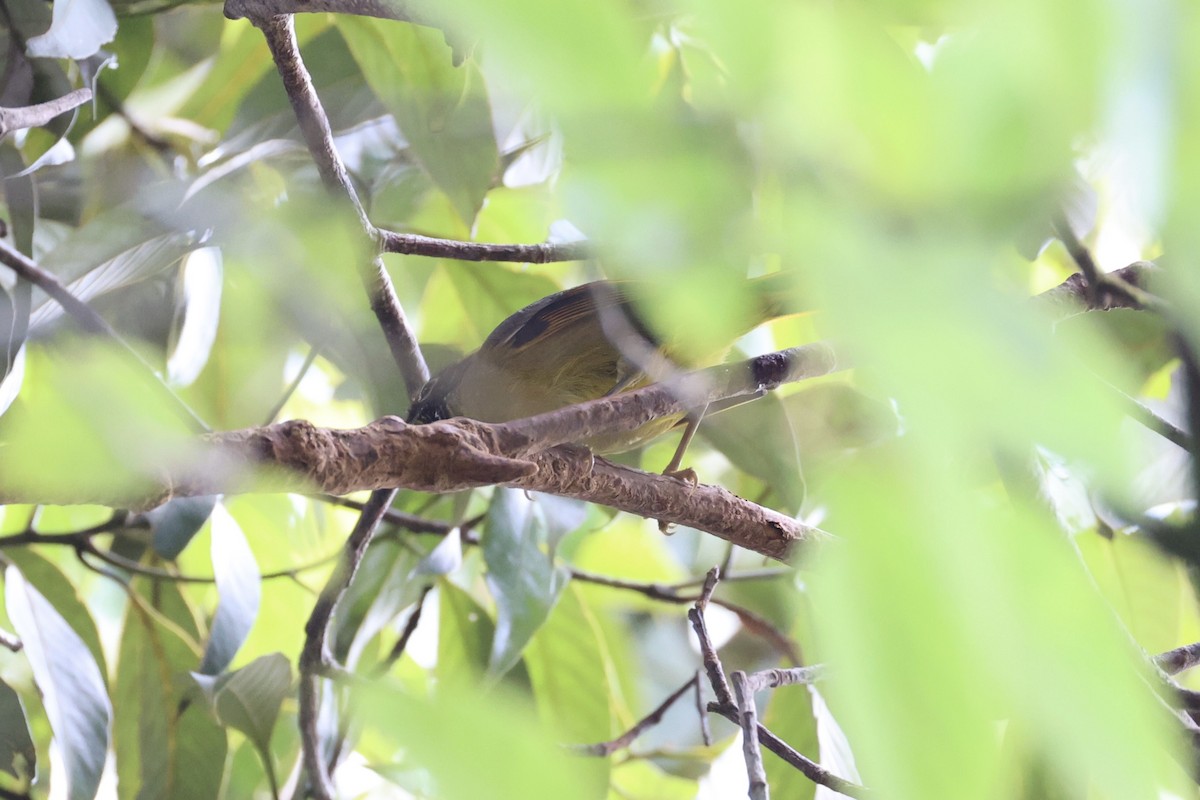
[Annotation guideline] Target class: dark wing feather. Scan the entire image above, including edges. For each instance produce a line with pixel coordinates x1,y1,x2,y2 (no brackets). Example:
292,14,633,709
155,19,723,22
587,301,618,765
481,281,648,353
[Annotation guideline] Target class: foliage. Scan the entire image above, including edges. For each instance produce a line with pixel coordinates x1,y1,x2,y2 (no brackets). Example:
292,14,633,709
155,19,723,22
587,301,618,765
0,0,1197,798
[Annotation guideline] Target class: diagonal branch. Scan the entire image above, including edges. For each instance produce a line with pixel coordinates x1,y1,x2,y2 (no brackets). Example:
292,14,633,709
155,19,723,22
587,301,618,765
0,88,92,137
0,343,838,558
250,13,428,398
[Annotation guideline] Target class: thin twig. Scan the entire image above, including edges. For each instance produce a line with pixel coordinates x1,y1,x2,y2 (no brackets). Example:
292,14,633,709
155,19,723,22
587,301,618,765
1102,380,1192,452
689,568,732,705
315,494,455,534
698,566,720,610
374,584,432,675
572,674,700,756
707,702,871,799
0,88,92,136
741,665,827,693
0,238,209,431
732,671,769,800
569,566,802,661
0,628,22,652
695,669,712,746
379,230,590,263
1052,214,1103,308
253,15,428,398
298,488,396,800
1158,642,1200,676
264,345,321,425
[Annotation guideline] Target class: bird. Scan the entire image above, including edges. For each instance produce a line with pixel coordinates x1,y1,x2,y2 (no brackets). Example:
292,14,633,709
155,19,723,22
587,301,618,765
406,272,803,462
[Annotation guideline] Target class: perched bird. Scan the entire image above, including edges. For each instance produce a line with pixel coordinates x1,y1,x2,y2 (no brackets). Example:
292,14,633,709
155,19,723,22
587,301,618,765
406,272,802,458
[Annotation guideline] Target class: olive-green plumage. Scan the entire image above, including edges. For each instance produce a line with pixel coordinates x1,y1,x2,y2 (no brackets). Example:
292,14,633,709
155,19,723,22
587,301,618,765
406,272,803,453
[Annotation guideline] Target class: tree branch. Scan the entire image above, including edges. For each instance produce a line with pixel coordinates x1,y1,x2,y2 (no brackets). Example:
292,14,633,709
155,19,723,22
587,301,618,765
298,488,396,799
1157,642,1200,676
573,674,700,756
250,14,428,398
0,88,92,137
378,230,591,263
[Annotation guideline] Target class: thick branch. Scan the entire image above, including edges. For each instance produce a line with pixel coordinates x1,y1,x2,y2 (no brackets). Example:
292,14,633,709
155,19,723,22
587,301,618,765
0,384,825,560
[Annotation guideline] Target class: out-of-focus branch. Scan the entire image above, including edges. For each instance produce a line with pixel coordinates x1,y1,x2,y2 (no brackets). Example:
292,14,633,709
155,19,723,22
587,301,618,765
0,88,91,137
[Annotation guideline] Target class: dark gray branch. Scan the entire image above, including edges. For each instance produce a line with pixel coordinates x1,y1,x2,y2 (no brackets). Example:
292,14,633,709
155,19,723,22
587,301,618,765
379,230,591,263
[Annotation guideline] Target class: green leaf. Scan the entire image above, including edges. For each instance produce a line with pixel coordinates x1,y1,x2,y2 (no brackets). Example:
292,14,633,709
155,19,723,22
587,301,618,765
419,263,559,348
0,678,35,782
700,391,805,514
436,579,493,691
610,760,697,800
761,686,817,800
483,489,570,678
5,567,110,800
524,585,612,796
353,680,592,800
112,579,206,800
1,549,108,679
169,703,227,800
198,504,261,675
338,17,499,225
147,494,217,559
210,653,291,759
1077,531,1189,655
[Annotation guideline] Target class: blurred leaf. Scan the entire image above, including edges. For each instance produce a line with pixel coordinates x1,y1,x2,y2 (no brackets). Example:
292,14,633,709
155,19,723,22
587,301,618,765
98,15,153,99
813,452,1174,800
701,391,804,514
0,145,37,254
2,548,108,678
416,527,463,576
338,17,499,225
220,23,379,148
436,579,493,691
524,584,612,795
147,494,217,559
5,566,110,800
30,225,201,332
25,0,117,59
0,679,35,782
0,337,27,419
166,247,223,387
810,686,862,791
782,384,901,459
168,703,226,800
483,489,570,678
1077,530,1189,654
353,680,592,800
1056,308,1175,390
198,504,261,675
419,262,559,347
611,760,697,800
